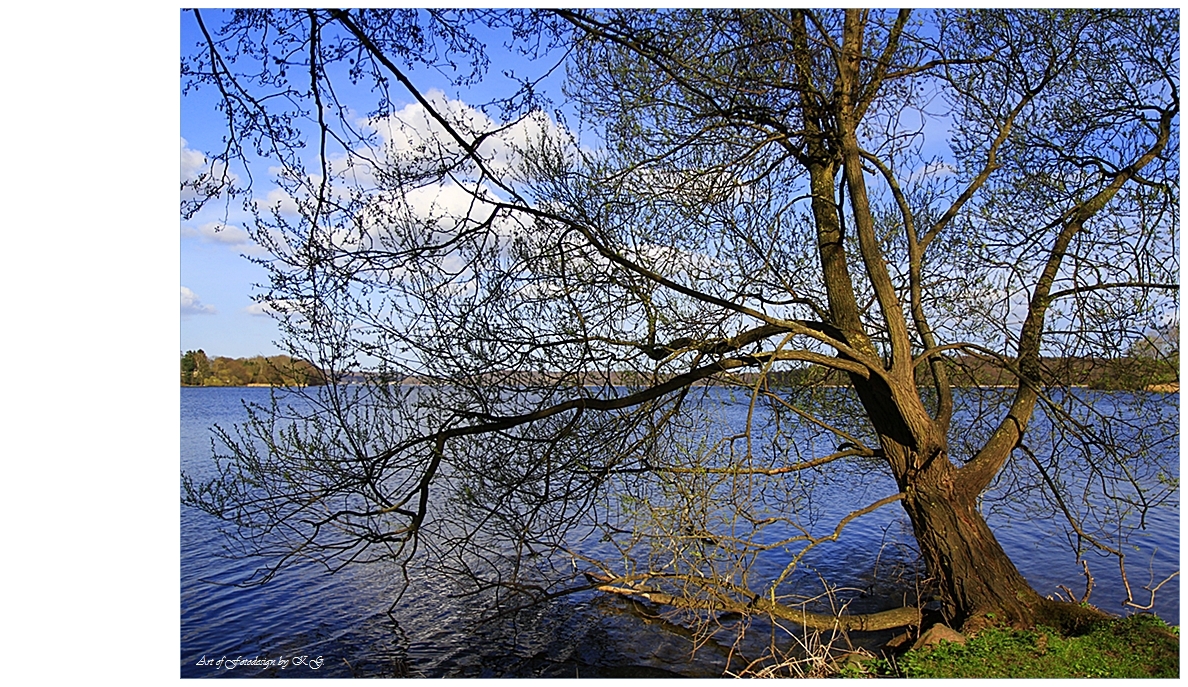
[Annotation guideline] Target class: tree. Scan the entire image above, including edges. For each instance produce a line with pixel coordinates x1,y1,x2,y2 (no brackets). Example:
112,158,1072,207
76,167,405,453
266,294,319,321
179,351,327,387
181,350,198,386
181,349,210,386
182,8,1178,646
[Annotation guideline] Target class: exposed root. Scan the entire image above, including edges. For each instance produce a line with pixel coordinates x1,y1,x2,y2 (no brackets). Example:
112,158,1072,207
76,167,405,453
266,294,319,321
1036,598,1113,636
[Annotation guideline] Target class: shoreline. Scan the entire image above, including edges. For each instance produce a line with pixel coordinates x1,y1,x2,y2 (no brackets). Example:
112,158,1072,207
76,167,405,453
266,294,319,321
181,383,317,388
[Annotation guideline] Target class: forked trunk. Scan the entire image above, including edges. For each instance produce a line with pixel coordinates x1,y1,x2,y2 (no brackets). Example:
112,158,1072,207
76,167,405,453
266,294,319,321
845,378,1052,630
899,459,1046,630
897,458,1109,634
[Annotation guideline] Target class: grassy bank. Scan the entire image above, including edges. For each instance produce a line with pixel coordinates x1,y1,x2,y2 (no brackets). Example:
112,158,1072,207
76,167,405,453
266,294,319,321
863,614,1179,678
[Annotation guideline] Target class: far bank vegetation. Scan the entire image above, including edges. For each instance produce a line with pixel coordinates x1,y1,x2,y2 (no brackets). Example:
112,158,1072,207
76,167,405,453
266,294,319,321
180,350,326,387
769,353,1178,392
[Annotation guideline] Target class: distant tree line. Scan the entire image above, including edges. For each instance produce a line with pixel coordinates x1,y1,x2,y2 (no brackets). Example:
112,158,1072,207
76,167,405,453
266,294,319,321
768,353,1178,391
945,354,1177,391
181,350,326,387
178,349,1175,390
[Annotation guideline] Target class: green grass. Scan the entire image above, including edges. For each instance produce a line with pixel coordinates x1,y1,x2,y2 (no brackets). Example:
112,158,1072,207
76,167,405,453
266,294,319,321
887,614,1178,678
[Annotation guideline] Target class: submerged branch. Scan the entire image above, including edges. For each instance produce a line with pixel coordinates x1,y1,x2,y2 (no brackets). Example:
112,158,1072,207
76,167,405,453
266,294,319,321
587,572,921,632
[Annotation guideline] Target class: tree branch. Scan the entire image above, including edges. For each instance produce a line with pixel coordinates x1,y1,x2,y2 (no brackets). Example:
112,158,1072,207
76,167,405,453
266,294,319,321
959,104,1178,495
587,570,920,632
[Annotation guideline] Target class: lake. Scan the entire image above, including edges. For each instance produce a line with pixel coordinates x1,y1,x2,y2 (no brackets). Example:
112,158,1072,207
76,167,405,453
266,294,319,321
181,386,1178,677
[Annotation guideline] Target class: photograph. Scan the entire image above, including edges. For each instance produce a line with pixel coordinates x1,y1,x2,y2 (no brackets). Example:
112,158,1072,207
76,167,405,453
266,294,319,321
180,8,1179,678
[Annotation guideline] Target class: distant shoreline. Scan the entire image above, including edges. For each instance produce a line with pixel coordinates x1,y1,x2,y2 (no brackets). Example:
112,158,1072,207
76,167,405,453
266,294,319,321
181,383,312,388
181,351,326,387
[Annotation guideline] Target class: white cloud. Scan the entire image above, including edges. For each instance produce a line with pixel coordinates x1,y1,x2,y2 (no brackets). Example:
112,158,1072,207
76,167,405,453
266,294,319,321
181,286,216,316
402,182,500,229
906,161,957,185
181,137,239,201
620,242,723,283
262,187,301,218
244,302,273,317
181,221,251,245
362,89,570,180
245,299,305,317
180,137,207,183
221,95,572,283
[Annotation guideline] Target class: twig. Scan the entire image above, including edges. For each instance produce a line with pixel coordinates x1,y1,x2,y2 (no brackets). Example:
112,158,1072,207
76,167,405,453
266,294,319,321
1119,555,1179,611
1058,559,1095,605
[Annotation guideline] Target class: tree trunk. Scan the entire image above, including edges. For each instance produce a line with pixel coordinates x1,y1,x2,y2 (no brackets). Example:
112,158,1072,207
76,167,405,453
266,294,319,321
899,458,1045,630
893,453,1106,634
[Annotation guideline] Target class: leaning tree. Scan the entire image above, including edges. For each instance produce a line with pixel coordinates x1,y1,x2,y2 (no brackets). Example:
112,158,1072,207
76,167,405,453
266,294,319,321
182,8,1178,645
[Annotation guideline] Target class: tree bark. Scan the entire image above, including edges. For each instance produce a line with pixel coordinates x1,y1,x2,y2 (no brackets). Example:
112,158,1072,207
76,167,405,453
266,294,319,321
898,456,1045,629
891,450,1104,634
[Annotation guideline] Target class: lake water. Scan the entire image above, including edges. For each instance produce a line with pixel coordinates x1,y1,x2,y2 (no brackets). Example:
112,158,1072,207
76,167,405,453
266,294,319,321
181,386,1178,677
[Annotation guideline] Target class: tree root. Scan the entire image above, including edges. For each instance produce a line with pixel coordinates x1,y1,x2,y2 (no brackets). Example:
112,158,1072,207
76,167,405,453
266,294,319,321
1036,598,1113,636
588,573,921,632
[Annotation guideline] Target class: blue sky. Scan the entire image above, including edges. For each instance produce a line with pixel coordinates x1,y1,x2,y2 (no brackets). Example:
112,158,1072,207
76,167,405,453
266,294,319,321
180,11,290,358
180,9,570,359
176,10,955,361
176,9,963,362
180,9,1179,362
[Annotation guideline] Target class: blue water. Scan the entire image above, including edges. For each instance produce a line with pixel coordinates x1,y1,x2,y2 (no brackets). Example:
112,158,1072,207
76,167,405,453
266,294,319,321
181,386,1178,677
181,387,727,678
